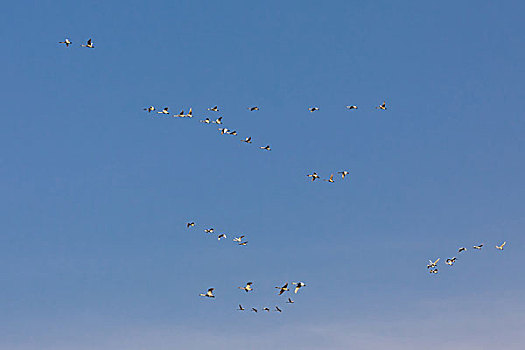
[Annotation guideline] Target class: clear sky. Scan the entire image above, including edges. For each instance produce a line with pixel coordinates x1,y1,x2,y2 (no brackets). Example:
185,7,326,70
1,0,525,349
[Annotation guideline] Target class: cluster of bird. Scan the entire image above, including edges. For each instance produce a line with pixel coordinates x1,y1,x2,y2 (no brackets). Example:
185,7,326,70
144,105,272,151
186,222,248,246
307,171,350,183
199,281,306,313
307,101,388,112
427,241,507,274
58,37,95,48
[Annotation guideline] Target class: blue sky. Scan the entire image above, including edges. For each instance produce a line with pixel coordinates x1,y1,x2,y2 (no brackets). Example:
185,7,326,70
1,0,525,349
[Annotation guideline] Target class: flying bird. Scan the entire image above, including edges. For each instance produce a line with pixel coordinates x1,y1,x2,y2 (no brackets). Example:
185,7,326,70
229,130,238,136
219,128,229,135
248,106,259,111
201,118,211,124
199,288,215,298
275,306,282,312
175,109,185,118
324,174,335,183
458,247,467,253
157,107,169,114
185,108,193,118
286,298,294,304
307,172,320,181
144,106,155,112
213,117,223,124
292,282,306,293
251,308,258,313
346,105,358,110
239,282,253,292
308,107,319,112
263,307,270,312
260,145,271,151
338,171,350,179
495,242,506,250
376,101,387,110
59,38,72,47
275,283,289,295
204,228,214,233
241,137,252,144
429,269,438,274
208,106,219,111
81,38,94,48
238,241,248,246
473,244,484,250
445,257,457,266
186,222,195,228
427,258,440,269
218,234,226,240
233,236,245,242
238,304,245,311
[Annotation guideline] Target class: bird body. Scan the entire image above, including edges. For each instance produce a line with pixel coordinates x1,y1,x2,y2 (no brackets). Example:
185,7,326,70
324,174,335,183
308,107,319,112
218,234,226,240
81,38,94,48
204,228,214,233
200,288,215,298
346,105,358,110
201,118,211,124
208,106,219,112
286,298,294,304
376,101,387,110
238,241,248,246
238,304,245,311
157,107,169,114
427,258,440,269
338,171,350,179
242,137,252,144
307,172,320,181
445,257,457,266
213,117,223,124
458,247,467,253
239,282,253,292
275,283,289,295
260,145,271,151
429,269,438,274
144,106,155,112
263,307,270,312
251,308,258,312
233,235,245,242
59,38,72,47
186,222,195,228
248,106,259,111
473,244,484,250
292,282,306,293
275,306,282,312
496,242,506,250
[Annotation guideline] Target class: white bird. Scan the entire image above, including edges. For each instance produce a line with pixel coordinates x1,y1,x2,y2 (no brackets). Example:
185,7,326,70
218,233,226,240
81,38,94,48
292,282,306,293
186,222,195,228
239,282,253,292
199,288,215,298
338,171,350,179
213,117,223,124
458,247,467,253
286,298,294,304
248,106,259,111
59,38,72,47
346,105,358,110
275,283,289,295
157,107,169,114
219,128,229,135
445,257,457,266
260,145,271,151
241,137,252,144
324,174,335,183
308,107,319,112
238,304,245,311
201,118,211,124
204,228,214,233
238,241,248,246
307,172,320,181
427,258,440,269
275,306,282,312
233,235,245,242
208,106,219,112
495,242,506,250
376,101,387,110
144,106,155,112
473,244,484,250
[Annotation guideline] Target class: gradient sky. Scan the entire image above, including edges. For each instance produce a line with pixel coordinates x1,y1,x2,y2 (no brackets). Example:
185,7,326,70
1,1,525,349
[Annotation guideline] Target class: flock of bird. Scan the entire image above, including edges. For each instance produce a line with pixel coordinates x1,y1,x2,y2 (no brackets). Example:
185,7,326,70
199,281,306,313
427,241,507,274
59,37,94,48
186,221,248,246
307,171,350,183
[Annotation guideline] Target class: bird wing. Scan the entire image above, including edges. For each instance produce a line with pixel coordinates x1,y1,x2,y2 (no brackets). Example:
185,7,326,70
87,39,92,45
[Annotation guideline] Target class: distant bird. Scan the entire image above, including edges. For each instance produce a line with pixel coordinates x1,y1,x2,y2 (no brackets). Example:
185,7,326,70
495,242,506,250
308,107,319,112
219,128,229,135
233,236,245,242
157,107,169,114
275,306,282,312
346,105,358,110
248,106,259,111
239,282,253,292
201,118,211,124
429,269,438,274
213,117,223,124
427,258,440,269
260,145,271,151
445,257,457,266
338,171,350,179
263,307,270,312
307,172,320,181
473,244,484,250
238,241,248,246
186,222,195,228
144,106,155,113
324,174,335,183
208,106,219,111
251,308,258,313
286,298,294,304
81,38,94,48
376,101,387,110
218,234,226,240
204,228,214,233
229,130,238,136
292,282,306,293
238,304,245,311
241,137,252,144
186,108,193,118
175,109,185,118
275,283,289,295
458,247,467,253
59,38,72,47
200,288,215,298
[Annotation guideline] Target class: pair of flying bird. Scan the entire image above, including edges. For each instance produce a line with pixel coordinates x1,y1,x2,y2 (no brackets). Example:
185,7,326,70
275,282,306,294
307,171,349,182
59,38,94,48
